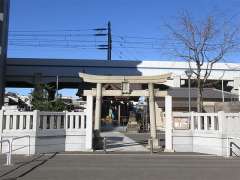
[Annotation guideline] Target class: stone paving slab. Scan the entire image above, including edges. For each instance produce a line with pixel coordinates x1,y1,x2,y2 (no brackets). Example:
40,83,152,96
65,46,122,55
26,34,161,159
101,131,148,152
123,132,165,147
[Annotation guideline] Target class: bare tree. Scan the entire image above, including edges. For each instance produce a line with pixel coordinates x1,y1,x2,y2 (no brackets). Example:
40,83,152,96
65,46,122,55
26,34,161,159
167,12,239,112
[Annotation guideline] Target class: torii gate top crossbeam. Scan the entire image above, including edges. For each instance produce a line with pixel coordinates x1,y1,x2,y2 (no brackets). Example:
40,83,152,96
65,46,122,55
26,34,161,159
79,72,172,84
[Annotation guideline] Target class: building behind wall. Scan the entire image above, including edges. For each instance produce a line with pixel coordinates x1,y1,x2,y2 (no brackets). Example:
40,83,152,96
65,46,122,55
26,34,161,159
156,87,239,112
0,0,9,108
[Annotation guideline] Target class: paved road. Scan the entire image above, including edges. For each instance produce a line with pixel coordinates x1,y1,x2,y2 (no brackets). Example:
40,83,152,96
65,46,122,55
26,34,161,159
0,154,55,180
2,154,239,180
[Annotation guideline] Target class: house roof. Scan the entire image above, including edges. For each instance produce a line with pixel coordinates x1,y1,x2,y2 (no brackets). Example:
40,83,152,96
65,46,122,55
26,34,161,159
167,87,238,99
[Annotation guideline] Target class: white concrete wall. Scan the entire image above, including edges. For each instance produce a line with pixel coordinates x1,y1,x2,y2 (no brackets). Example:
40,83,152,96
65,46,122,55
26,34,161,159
192,132,224,156
172,130,193,152
172,112,240,156
0,110,92,155
173,132,227,156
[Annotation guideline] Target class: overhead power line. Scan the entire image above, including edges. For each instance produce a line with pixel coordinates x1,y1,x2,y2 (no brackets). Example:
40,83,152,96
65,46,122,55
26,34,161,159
9,28,100,32
9,33,95,37
8,25,182,60
9,43,98,49
112,34,174,41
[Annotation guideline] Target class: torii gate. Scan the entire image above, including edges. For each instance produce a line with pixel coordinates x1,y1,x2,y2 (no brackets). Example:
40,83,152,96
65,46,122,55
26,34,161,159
79,73,173,151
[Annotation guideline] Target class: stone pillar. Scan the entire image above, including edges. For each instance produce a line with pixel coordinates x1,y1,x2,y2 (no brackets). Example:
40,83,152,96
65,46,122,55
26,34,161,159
148,83,159,148
86,96,93,150
0,0,9,108
94,83,102,130
165,95,174,152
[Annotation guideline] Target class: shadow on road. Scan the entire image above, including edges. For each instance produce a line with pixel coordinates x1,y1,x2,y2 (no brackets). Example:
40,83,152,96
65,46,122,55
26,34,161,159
107,142,145,149
0,153,57,180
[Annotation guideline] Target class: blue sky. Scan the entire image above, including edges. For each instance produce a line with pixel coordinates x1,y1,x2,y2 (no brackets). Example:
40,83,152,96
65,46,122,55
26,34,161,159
6,0,240,96
8,0,240,60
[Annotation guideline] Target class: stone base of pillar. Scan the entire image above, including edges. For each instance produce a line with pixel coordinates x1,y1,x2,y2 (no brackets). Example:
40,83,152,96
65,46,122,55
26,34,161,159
147,138,162,151
164,148,175,152
93,130,103,150
84,149,94,152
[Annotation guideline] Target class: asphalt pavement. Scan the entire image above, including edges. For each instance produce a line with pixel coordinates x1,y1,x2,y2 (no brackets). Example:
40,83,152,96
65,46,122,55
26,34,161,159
1,153,239,180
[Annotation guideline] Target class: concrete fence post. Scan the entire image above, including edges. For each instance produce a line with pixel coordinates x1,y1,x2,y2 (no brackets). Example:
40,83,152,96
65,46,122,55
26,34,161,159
86,96,93,151
32,110,39,155
218,111,226,156
33,110,39,131
190,111,194,131
165,95,174,152
218,111,225,132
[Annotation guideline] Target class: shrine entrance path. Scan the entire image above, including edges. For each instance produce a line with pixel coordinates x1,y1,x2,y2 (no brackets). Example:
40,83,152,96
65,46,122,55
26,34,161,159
100,131,148,152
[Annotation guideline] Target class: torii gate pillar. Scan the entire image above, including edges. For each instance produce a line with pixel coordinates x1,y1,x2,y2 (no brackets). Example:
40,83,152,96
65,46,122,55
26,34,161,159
94,83,102,130
148,83,159,148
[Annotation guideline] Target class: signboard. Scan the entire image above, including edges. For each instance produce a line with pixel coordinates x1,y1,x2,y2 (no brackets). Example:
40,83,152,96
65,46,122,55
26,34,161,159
122,81,130,94
173,117,190,130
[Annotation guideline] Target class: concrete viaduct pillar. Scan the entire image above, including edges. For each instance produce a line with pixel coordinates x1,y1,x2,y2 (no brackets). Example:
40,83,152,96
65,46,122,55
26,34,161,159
0,0,9,108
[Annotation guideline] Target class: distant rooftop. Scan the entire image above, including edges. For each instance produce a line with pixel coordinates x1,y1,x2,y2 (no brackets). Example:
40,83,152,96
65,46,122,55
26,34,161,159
167,87,238,100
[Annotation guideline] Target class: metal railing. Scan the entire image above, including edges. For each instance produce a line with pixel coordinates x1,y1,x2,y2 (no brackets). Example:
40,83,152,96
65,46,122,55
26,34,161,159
0,139,11,166
0,135,31,166
11,135,31,157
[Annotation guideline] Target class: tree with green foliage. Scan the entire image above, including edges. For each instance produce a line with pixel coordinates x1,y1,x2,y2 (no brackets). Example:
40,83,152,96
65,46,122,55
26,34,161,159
31,84,68,111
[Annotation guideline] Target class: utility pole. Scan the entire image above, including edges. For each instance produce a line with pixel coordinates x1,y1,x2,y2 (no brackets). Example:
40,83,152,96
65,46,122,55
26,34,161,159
107,21,112,61
95,21,112,61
